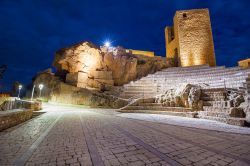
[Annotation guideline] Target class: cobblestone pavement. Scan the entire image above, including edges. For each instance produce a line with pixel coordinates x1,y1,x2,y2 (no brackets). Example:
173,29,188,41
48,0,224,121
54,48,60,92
0,104,250,166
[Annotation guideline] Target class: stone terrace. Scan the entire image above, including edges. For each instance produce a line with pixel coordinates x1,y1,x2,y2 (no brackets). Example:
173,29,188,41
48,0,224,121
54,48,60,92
120,65,250,99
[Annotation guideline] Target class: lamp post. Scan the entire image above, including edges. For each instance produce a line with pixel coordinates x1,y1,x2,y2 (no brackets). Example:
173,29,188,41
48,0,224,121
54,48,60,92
38,84,44,98
17,84,22,98
31,85,35,101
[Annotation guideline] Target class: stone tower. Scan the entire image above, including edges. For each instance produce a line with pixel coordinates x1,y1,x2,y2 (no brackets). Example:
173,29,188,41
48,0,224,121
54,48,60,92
165,9,216,67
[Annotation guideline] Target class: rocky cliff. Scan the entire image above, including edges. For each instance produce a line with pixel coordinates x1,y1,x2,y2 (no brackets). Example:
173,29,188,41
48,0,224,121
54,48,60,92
32,41,170,108
53,41,169,89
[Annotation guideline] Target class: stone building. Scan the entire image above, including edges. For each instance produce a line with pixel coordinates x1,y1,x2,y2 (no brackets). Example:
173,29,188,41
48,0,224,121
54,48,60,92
165,9,216,67
238,58,250,68
130,50,154,57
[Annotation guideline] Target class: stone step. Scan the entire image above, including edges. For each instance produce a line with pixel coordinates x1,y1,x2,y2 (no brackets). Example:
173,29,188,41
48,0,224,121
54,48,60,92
201,88,226,93
198,111,230,118
124,85,157,88
122,91,158,94
136,103,162,106
119,94,156,99
226,118,246,126
148,72,246,79
126,81,245,86
202,100,232,108
122,90,157,93
121,93,159,97
118,110,197,118
120,105,192,112
138,98,155,103
202,106,231,113
200,96,225,101
123,87,156,90
146,75,247,80
157,67,228,74
140,76,247,81
196,115,245,126
203,101,213,106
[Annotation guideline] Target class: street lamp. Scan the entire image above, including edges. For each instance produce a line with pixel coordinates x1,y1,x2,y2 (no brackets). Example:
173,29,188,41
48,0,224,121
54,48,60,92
31,85,35,101
38,84,44,98
17,84,22,98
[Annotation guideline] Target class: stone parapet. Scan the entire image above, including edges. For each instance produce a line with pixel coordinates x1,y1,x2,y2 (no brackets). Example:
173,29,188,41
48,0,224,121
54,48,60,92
0,109,33,131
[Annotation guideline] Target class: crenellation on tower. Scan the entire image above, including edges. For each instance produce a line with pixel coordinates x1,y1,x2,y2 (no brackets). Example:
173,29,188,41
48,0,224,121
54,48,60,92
165,8,216,67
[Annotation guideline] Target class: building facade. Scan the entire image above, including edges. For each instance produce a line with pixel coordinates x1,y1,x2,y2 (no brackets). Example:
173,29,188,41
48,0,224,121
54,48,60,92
165,9,216,67
238,58,250,68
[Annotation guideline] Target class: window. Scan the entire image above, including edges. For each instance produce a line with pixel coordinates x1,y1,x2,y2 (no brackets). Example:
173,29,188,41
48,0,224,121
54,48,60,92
183,13,187,18
168,27,175,43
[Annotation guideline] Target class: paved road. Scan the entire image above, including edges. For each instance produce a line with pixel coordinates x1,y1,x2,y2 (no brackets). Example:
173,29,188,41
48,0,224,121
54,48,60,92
0,104,250,166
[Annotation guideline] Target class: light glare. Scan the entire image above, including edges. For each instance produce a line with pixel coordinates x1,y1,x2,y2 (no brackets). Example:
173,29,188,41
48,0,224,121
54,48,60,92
104,41,111,47
39,84,44,90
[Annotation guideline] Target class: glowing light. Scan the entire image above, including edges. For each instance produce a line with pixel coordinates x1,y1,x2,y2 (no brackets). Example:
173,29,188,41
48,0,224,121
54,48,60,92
18,84,22,98
39,84,44,90
38,84,44,98
18,85,22,90
104,41,111,47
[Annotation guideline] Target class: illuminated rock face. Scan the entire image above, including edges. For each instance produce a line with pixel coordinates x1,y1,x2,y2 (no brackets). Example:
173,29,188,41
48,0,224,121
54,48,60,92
238,58,250,68
130,50,154,57
165,9,216,67
53,42,168,90
33,69,61,99
50,82,128,108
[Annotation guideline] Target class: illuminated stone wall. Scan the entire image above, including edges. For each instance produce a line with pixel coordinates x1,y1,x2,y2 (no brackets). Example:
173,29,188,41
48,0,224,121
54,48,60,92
165,9,216,67
131,50,154,57
53,42,168,90
238,58,250,68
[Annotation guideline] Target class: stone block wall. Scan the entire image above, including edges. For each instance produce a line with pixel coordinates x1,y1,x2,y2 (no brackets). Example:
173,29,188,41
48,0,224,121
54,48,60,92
66,71,114,90
0,99,42,111
50,82,128,108
238,58,250,68
130,50,155,57
165,9,216,67
0,109,33,131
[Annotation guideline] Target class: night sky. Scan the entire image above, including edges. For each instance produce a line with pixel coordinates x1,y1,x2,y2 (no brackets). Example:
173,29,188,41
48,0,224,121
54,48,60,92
1,0,250,91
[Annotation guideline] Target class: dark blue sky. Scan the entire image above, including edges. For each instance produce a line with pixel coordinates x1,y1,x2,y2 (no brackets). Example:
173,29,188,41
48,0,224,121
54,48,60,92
0,0,250,91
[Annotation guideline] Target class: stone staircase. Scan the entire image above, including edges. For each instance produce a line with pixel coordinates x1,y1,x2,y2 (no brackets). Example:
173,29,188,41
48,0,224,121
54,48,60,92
120,65,250,99
119,98,196,118
118,65,250,126
197,89,246,126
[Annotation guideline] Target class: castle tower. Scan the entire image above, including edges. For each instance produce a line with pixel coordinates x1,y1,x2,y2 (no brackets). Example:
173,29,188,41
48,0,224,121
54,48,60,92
165,9,216,67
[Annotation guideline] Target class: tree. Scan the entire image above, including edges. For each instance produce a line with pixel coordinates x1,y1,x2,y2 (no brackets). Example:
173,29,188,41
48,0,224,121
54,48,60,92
0,65,7,80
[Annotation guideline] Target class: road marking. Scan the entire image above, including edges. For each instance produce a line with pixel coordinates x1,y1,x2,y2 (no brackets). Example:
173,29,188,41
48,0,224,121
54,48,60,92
80,116,104,166
14,113,62,166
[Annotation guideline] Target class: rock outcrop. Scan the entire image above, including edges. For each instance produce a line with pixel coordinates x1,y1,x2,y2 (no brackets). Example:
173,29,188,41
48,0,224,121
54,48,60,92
33,69,61,99
227,90,245,107
50,82,128,108
32,41,170,108
239,97,250,123
155,84,202,111
53,41,168,89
